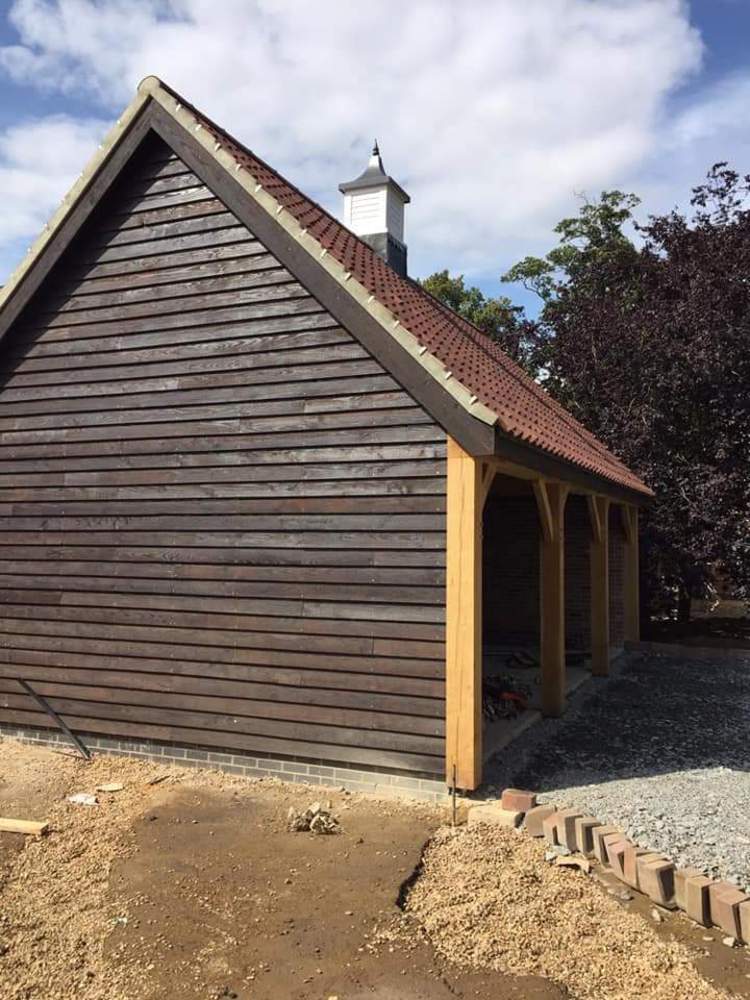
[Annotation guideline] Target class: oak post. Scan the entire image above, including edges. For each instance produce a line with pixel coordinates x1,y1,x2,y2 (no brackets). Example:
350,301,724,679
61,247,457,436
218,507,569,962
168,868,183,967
445,436,483,789
589,496,611,676
538,482,568,717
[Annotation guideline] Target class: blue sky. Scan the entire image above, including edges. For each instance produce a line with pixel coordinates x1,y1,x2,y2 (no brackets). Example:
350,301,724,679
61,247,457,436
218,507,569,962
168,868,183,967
0,0,748,314
690,0,750,86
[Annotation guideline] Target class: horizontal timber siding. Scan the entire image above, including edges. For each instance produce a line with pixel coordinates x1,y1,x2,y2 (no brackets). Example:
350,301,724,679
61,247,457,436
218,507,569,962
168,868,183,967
0,134,447,775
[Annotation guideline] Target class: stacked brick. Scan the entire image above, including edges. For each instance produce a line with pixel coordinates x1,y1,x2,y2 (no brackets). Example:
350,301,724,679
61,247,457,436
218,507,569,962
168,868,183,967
468,789,750,945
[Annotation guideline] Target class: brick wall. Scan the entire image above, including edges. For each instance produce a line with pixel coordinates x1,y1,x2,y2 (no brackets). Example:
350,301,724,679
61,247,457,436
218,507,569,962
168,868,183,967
0,725,450,804
482,493,591,650
565,495,591,652
482,492,625,654
483,496,539,646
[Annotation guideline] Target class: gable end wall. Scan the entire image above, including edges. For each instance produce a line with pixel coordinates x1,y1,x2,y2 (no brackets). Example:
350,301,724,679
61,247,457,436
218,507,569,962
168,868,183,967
0,134,446,776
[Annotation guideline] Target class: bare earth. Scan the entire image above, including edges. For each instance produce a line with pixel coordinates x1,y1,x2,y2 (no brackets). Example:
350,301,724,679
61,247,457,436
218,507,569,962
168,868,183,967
0,739,747,1000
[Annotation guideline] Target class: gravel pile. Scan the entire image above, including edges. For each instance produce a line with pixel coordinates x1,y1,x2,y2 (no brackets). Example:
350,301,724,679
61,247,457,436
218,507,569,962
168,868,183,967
403,823,725,1000
485,651,750,889
0,741,255,1000
0,744,164,1000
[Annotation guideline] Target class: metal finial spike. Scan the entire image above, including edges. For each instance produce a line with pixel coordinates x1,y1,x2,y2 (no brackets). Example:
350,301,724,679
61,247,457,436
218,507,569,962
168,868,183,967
372,139,380,156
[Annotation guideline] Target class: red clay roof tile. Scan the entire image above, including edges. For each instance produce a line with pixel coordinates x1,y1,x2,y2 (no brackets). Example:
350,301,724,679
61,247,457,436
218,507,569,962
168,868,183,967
162,85,650,497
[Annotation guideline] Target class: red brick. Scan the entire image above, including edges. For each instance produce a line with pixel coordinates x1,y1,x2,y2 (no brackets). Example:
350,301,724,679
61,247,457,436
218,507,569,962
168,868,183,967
708,883,748,938
623,847,658,889
522,804,556,838
674,867,704,911
684,875,712,927
573,816,601,857
467,804,523,829
501,788,537,813
556,808,584,850
708,880,738,916
592,825,621,863
606,838,632,880
738,899,750,945
637,857,675,907
542,812,560,845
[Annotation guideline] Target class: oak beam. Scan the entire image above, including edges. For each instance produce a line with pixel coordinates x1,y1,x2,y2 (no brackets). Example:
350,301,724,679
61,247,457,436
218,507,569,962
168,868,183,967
589,496,611,676
586,495,602,544
480,461,496,507
533,479,554,544
445,436,483,789
539,483,569,717
622,505,640,642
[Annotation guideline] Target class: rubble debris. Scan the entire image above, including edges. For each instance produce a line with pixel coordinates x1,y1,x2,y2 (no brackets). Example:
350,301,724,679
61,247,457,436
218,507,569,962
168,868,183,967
96,782,124,793
287,801,340,835
67,792,98,807
554,855,591,874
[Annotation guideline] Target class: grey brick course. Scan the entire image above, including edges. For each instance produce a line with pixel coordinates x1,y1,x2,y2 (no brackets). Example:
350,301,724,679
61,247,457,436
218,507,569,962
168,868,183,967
0,724,449,803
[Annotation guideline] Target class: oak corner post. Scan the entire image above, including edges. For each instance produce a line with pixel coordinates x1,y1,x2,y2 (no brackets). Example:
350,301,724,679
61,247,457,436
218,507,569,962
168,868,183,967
537,481,568,718
445,436,483,791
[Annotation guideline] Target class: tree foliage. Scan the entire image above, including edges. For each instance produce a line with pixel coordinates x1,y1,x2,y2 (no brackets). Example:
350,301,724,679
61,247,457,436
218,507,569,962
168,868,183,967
419,270,538,374
505,166,750,618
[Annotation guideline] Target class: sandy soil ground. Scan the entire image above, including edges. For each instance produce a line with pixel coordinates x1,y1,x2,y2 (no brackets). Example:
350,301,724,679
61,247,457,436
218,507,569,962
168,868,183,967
0,738,747,999
405,824,750,1000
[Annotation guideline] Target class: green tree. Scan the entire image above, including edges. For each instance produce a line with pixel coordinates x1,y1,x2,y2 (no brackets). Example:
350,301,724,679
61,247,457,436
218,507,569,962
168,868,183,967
504,175,750,621
419,270,538,374
502,191,644,391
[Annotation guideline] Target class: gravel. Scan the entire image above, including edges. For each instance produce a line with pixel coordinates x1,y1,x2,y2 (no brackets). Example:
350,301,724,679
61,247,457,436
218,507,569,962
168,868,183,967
0,743,161,1000
484,651,750,889
402,823,725,1000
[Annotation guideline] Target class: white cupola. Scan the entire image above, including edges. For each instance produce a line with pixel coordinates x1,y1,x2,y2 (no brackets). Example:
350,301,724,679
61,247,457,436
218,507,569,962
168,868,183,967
339,142,410,276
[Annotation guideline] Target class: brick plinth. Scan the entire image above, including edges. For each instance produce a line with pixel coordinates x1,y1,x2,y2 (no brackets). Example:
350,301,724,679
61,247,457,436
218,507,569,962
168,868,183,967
0,724,450,804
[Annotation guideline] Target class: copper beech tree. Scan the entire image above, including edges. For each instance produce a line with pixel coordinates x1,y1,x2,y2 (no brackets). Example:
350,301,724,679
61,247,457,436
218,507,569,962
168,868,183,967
427,166,750,620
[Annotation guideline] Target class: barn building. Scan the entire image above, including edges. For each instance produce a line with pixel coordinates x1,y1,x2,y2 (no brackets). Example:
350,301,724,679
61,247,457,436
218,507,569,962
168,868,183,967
0,78,651,793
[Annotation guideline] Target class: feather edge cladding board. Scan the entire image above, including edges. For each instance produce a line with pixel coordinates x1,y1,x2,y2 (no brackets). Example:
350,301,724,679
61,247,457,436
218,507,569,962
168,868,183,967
0,133,448,776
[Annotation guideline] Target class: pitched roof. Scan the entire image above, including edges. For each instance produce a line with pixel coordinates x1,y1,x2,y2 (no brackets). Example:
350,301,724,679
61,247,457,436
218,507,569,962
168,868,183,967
0,77,651,499
155,81,649,498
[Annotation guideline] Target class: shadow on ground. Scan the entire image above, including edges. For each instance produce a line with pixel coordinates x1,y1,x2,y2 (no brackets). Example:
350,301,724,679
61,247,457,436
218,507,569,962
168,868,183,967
486,651,750,792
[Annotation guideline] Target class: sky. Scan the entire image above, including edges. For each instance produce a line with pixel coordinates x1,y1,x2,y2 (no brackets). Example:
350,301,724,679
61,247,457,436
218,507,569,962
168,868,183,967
0,0,748,312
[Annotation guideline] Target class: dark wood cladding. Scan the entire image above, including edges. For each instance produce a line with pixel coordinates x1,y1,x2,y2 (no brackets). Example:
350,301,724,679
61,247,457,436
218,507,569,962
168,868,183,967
0,134,446,775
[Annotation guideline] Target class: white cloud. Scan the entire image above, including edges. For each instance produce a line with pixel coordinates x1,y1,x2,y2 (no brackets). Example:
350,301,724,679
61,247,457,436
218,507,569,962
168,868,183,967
0,114,106,247
619,71,750,227
0,0,722,286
